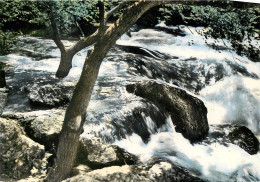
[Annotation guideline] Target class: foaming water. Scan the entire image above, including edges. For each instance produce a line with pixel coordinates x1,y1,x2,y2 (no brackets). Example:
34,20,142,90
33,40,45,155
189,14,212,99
200,76,260,134
115,24,260,181
115,117,260,182
1,24,260,181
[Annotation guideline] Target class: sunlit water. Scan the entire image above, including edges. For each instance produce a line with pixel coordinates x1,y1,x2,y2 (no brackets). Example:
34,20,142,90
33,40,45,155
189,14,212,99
1,24,260,181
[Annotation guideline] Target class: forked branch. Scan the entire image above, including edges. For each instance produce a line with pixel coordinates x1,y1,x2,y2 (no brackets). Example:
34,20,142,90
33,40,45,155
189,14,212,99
49,11,66,53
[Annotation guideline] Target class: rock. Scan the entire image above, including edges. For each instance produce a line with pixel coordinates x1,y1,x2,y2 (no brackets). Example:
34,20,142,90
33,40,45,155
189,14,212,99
1,109,65,151
76,137,138,169
28,110,64,151
126,81,209,143
136,158,205,182
14,37,58,61
200,125,259,155
63,158,206,182
71,165,92,176
110,103,168,143
123,54,257,93
0,118,45,180
116,45,172,60
0,87,8,115
25,84,72,108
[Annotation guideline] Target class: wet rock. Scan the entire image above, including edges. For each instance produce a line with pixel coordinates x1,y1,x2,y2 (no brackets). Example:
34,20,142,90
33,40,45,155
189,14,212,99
126,81,209,143
110,103,168,143
64,158,206,182
200,125,259,155
83,86,168,144
76,137,138,169
0,118,45,180
25,84,72,108
14,37,58,61
124,55,258,93
116,45,173,60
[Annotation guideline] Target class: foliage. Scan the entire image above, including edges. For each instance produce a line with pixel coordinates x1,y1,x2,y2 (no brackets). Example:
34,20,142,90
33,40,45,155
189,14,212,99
0,0,43,55
0,29,18,55
160,3,260,61
0,0,43,30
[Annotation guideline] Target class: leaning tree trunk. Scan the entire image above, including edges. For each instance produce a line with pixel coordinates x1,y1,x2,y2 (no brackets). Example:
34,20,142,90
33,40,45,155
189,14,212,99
45,40,108,181
56,51,74,78
45,1,164,181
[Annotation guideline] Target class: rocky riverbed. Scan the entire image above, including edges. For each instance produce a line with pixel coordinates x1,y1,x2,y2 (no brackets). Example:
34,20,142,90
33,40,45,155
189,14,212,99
0,24,260,181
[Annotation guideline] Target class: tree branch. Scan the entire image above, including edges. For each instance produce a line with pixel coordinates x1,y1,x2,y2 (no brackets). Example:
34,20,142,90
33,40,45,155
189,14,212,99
98,0,106,31
49,11,66,53
75,18,85,37
105,0,129,22
68,30,99,55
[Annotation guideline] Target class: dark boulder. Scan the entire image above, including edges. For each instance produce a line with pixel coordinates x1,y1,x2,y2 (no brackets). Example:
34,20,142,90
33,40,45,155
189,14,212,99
200,125,259,155
126,81,209,143
25,84,72,108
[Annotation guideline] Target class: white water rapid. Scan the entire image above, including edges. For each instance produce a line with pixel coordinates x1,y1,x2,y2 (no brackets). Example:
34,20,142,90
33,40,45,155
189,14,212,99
1,24,260,181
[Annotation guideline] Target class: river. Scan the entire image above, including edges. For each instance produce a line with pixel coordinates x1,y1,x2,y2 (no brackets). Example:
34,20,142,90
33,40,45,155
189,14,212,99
1,24,260,181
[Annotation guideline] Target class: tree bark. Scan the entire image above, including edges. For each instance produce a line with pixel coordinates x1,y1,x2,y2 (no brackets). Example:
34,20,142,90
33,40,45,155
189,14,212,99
56,51,74,78
46,1,166,181
45,40,107,182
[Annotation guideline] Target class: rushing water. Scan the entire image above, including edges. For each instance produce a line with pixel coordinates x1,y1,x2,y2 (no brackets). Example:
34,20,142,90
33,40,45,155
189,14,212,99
1,24,260,181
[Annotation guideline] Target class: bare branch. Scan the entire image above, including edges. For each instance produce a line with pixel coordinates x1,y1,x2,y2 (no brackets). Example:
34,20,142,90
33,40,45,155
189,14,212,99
75,18,85,37
98,1,106,27
105,0,129,22
49,11,66,53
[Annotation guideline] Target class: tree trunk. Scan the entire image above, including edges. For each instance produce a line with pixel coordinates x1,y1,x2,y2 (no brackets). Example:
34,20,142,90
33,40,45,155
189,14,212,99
45,40,108,181
46,1,165,181
56,51,74,78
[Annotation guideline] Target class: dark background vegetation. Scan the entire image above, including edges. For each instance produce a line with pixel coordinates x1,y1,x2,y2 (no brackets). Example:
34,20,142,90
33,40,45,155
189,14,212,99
0,1,259,61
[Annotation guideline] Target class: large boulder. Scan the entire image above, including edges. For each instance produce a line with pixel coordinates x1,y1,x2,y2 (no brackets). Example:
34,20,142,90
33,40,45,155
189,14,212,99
200,125,259,155
76,137,138,169
64,158,206,182
1,109,64,151
25,84,72,108
126,81,209,143
0,118,46,180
